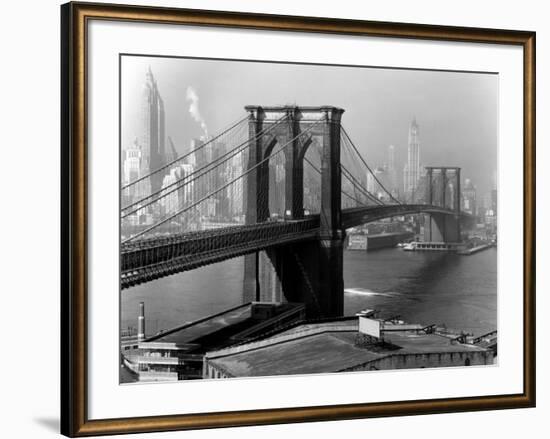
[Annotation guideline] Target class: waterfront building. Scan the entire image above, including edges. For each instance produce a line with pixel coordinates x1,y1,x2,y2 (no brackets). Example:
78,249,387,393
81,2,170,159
347,231,414,251
204,316,495,379
403,117,421,202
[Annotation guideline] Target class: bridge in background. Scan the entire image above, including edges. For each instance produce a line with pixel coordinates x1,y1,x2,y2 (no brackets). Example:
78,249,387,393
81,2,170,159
121,106,469,318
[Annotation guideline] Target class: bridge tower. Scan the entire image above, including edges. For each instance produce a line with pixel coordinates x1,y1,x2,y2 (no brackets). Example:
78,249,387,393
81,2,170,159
424,167,462,242
243,106,345,318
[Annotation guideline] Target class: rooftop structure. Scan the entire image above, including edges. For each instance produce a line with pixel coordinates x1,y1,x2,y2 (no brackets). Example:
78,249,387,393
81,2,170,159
204,316,495,379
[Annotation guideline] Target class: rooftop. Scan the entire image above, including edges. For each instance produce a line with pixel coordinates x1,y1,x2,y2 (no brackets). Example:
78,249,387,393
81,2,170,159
208,331,382,377
205,319,490,377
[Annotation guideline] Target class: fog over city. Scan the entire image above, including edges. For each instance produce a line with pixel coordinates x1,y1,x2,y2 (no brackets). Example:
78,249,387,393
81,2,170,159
121,55,497,196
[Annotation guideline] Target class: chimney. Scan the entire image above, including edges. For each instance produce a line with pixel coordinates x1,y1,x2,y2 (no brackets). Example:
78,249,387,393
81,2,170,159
137,302,146,342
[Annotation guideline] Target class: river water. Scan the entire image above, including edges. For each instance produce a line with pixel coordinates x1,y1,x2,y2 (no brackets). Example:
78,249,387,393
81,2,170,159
121,247,497,338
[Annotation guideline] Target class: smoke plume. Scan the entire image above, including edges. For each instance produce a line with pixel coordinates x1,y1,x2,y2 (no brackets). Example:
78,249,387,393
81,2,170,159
185,86,208,137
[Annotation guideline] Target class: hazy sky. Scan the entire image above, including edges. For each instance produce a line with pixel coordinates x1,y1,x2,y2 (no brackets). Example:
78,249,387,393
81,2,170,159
121,55,498,196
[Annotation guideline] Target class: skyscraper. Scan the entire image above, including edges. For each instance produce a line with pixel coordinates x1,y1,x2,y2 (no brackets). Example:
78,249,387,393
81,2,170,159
167,137,179,162
227,154,244,220
122,138,143,205
140,67,166,196
462,178,477,216
189,138,210,168
403,117,421,202
160,164,195,215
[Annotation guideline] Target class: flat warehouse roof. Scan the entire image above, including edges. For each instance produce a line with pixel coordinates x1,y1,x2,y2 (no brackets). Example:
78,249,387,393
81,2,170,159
209,331,382,377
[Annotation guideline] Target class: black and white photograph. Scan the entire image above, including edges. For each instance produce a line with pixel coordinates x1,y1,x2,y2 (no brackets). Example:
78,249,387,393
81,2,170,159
1,0,542,437
119,55,498,383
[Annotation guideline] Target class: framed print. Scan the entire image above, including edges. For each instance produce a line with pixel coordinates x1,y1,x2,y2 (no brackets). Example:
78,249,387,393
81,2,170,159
61,1,535,436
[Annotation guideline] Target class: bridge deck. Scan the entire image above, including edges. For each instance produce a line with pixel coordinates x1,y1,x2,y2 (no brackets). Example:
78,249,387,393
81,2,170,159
121,205,467,289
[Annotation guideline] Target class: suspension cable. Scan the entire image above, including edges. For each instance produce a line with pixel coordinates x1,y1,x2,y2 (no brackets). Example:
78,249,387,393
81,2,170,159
303,157,369,208
122,115,249,190
121,116,287,217
123,118,323,244
341,126,402,205
340,165,385,206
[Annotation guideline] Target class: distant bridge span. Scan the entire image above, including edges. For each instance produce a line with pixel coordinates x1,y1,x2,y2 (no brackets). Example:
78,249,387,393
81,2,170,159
341,204,467,229
121,204,468,289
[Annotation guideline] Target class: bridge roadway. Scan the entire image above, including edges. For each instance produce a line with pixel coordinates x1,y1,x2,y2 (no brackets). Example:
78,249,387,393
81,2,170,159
121,204,463,289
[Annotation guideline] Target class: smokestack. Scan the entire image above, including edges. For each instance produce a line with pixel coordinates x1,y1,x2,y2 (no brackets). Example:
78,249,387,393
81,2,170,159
137,302,146,342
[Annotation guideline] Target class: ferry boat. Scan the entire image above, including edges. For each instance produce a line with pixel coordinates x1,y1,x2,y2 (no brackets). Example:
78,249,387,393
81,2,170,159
402,242,417,251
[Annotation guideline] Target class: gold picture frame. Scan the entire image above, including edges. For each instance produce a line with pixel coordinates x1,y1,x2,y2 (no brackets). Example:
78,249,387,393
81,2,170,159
61,2,535,436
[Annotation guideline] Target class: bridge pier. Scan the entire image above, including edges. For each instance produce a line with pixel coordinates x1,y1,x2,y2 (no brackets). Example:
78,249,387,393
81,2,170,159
424,213,461,242
244,240,342,318
317,107,345,317
258,249,283,303
424,167,462,243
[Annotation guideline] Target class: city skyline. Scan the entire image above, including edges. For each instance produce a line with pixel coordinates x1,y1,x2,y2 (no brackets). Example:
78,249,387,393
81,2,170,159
121,56,498,197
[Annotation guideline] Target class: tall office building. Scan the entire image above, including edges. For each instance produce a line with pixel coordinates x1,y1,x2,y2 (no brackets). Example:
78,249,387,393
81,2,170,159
211,142,228,218
269,153,286,216
123,139,142,186
227,154,245,220
462,178,477,216
167,137,179,163
140,67,167,196
160,163,195,215
189,137,215,171
122,138,143,205
403,117,421,202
